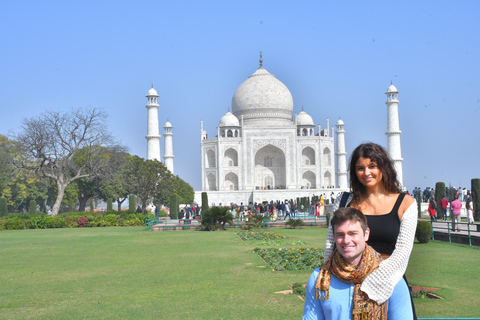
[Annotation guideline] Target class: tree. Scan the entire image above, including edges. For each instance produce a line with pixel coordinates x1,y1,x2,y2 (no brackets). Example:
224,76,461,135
201,192,208,212
435,182,446,220
9,108,124,216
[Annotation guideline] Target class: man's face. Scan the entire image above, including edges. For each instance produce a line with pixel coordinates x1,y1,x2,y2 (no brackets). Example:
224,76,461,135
334,220,370,266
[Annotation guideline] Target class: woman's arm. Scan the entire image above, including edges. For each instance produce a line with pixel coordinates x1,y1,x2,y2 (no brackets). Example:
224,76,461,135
360,199,418,304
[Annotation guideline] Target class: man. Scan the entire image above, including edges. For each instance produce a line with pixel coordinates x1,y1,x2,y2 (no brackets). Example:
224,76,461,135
303,208,412,320
440,196,449,221
450,195,462,232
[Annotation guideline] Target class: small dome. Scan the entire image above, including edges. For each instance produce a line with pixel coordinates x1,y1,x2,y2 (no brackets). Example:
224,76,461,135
219,112,240,127
164,121,172,128
386,84,398,93
336,118,344,126
296,111,314,126
147,87,158,96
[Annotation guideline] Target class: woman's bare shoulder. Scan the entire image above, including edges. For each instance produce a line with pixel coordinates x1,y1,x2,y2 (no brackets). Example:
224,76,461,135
398,194,415,219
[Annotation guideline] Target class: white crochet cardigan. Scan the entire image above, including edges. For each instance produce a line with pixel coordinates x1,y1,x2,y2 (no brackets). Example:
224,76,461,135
324,193,418,304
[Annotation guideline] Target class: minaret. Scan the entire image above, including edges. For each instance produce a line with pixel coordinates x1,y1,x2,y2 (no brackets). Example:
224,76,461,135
385,83,404,187
145,86,161,161
335,118,348,190
163,121,174,174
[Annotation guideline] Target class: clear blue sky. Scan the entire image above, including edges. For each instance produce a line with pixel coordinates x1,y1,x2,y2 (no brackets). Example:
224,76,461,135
1,0,479,192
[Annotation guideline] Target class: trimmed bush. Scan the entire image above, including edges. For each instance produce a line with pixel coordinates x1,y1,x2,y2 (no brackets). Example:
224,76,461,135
0,197,8,217
326,211,331,228
417,192,422,218
472,179,480,221
169,194,179,219
129,195,136,213
435,182,446,220
89,199,94,212
415,221,432,243
107,199,113,212
201,192,208,213
200,206,233,231
29,200,37,214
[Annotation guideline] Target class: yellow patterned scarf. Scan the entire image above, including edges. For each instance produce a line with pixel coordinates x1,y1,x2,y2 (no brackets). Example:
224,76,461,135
315,244,387,320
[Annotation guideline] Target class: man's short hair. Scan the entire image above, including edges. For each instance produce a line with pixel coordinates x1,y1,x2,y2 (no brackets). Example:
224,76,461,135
331,207,368,234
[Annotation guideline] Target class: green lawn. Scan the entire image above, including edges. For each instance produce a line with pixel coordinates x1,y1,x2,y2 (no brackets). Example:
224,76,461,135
0,226,478,319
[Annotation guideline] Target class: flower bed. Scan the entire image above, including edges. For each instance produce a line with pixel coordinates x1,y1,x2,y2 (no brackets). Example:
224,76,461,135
254,247,324,271
236,231,306,246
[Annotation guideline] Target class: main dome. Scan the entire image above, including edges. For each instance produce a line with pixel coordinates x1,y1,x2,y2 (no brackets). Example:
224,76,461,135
231,66,294,126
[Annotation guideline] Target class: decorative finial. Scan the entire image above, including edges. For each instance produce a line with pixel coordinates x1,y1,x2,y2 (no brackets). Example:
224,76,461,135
151,83,154,88
391,80,393,85
228,106,230,113
259,50,263,67
302,105,304,111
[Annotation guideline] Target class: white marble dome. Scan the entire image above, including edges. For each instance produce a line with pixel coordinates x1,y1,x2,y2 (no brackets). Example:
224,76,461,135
336,118,344,126
164,121,172,128
147,87,158,96
297,111,314,126
386,84,398,93
219,112,240,127
231,67,294,125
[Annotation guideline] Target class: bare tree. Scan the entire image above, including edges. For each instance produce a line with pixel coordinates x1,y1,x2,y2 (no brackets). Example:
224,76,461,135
12,107,125,216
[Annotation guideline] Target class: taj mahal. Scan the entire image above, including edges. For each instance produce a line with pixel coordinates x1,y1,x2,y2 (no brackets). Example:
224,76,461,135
144,54,404,207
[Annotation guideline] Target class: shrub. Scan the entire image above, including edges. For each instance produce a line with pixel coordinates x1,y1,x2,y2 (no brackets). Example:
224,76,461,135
201,192,208,213
0,197,8,217
326,212,331,228
285,218,306,229
104,214,117,226
5,217,26,230
415,221,432,243
243,214,266,230
200,206,233,231
77,216,88,227
169,194,179,219
29,200,37,214
158,209,168,217
129,195,136,213
292,282,306,297
107,199,113,212
435,182,446,219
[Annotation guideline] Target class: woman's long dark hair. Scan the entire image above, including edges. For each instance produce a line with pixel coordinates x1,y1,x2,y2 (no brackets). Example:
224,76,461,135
349,143,401,202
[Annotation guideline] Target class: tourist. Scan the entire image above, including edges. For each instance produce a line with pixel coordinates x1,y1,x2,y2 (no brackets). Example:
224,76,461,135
466,197,474,224
284,202,290,220
450,195,462,232
440,196,449,221
428,198,437,222
303,207,413,320
319,195,325,216
324,142,418,318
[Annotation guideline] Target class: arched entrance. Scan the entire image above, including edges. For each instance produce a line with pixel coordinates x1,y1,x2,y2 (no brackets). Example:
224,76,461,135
254,145,286,189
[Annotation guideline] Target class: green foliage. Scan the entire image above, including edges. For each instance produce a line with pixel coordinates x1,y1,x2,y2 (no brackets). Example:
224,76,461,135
415,221,432,243
472,178,480,221
201,192,208,212
285,218,306,229
449,187,456,202
29,199,37,214
89,199,94,212
435,182,446,219
253,247,324,271
326,211,331,228
236,231,306,246
129,194,136,212
107,199,113,212
200,206,233,231
0,197,7,216
158,209,167,217
243,214,267,230
169,194,179,219
292,282,306,297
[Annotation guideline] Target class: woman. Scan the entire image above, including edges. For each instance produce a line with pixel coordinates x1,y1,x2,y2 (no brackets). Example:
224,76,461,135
319,195,325,216
466,197,474,224
324,143,417,313
428,198,437,222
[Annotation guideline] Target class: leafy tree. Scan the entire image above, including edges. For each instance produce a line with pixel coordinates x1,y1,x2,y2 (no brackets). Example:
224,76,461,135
29,199,37,214
201,192,208,212
129,194,136,213
169,194,178,219
8,108,124,216
0,197,7,216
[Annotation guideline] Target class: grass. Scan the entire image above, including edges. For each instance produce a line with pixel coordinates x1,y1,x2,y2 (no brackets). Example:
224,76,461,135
0,226,478,319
